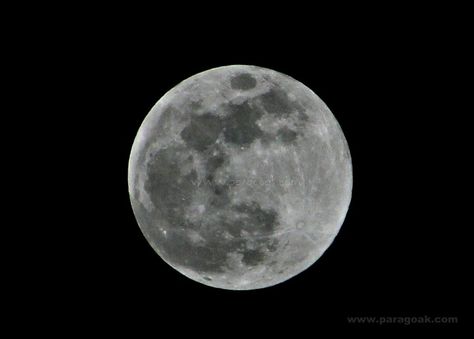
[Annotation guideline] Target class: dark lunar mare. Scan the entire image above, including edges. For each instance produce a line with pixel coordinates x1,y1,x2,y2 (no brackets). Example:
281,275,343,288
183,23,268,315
180,113,223,152
230,73,257,90
142,142,280,273
222,101,264,147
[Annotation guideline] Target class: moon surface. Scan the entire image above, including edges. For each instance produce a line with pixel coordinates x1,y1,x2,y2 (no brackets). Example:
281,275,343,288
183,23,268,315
128,65,352,290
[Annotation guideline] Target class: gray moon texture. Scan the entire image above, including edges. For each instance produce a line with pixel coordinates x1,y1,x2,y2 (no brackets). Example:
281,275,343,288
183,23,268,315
128,65,352,290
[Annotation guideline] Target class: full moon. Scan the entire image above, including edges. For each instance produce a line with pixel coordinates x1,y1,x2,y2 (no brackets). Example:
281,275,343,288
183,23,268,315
128,65,352,290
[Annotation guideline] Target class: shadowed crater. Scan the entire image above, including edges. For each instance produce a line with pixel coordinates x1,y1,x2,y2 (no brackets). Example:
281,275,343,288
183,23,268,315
231,73,257,90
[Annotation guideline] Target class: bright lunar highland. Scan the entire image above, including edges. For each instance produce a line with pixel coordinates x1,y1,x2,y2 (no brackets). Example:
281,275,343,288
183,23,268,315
128,65,352,290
